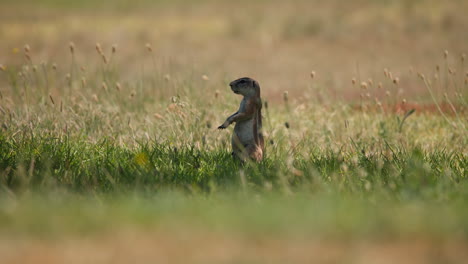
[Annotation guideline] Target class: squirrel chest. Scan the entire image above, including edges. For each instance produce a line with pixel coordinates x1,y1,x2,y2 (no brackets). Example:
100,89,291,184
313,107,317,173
233,98,256,145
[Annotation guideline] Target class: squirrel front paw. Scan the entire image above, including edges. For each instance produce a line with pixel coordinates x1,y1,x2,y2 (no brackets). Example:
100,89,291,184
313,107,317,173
218,121,230,129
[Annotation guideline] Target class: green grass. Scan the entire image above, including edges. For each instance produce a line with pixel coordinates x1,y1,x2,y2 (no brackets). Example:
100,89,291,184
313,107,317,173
0,131,466,196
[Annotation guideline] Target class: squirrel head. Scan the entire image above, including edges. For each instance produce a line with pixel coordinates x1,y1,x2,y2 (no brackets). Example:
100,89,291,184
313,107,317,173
229,77,260,97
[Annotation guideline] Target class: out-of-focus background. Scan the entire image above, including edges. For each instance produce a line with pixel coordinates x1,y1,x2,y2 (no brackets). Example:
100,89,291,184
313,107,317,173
1,0,467,100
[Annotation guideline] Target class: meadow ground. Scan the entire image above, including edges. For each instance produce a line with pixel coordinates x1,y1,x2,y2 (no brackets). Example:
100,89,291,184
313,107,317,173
0,0,467,263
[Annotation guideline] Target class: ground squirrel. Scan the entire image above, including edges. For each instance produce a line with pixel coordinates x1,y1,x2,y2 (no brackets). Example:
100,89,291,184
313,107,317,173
218,77,265,162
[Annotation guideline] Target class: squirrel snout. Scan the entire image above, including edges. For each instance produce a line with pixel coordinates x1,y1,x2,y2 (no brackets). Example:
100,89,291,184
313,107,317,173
230,85,240,94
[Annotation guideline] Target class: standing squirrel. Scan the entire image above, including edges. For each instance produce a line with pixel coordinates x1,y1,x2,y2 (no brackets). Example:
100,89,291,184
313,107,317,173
218,77,265,162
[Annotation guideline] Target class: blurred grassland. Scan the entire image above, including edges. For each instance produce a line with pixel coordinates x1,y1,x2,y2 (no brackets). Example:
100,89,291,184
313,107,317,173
1,0,467,101
1,191,468,239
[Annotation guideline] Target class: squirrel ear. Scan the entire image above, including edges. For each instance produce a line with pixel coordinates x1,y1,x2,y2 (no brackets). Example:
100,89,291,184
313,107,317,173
253,80,259,88
252,80,260,96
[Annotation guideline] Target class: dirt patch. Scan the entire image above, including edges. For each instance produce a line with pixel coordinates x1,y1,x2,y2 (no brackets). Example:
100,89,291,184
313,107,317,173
1,230,467,264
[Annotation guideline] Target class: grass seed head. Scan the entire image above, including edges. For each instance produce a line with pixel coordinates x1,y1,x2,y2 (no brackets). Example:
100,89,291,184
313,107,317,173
164,74,171,81
0,64,6,72
65,73,71,81
393,77,399,85
95,43,102,55
145,43,152,52
102,82,108,91
112,44,117,54
444,50,448,58
52,63,57,70
310,71,316,79
24,44,30,53
351,78,356,85
81,77,87,87
92,94,99,102
202,75,209,81
383,68,388,77
448,68,455,75
462,53,466,62
378,82,383,89
360,82,368,90
115,82,121,91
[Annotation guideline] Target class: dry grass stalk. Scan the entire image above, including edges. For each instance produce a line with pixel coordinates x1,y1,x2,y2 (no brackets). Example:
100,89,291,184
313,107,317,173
69,42,75,54
49,95,55,105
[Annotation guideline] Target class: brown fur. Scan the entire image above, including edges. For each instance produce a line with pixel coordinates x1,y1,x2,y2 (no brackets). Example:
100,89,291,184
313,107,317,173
218,77,264,162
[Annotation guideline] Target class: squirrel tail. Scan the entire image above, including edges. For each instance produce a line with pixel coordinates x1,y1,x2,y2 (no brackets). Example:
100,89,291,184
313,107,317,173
258,107,265,152
253,80,265,154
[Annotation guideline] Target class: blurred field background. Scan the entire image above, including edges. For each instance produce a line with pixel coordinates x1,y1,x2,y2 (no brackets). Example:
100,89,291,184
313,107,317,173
0,0,467,263
1,0,467,100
